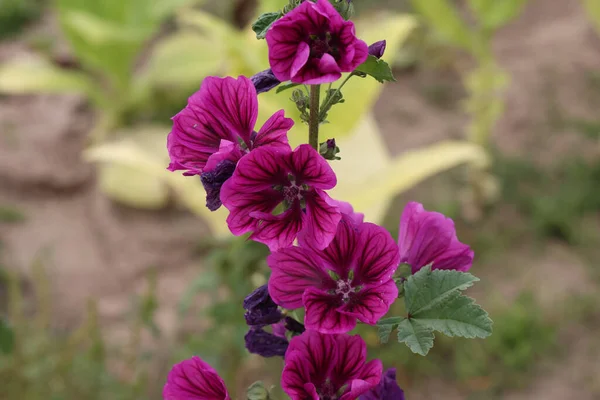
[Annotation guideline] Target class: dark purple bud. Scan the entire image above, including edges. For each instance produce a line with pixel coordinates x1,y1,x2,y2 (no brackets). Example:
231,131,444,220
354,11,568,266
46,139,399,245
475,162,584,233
250,69,281,94
200,160,236,211
243,285,283,327
368,40,387,59
360,368,405,400
284,316,305,335
245,328,289,358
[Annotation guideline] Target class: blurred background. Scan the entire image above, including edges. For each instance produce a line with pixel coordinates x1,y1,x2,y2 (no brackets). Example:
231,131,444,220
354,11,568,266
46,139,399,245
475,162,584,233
1,0,599,398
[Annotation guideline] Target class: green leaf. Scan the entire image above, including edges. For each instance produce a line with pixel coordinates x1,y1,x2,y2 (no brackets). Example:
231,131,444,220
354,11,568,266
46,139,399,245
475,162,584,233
355,55,396,83
404,266,480,314
0,204,26,223
467,0,527,31
397,318,434,356
378,324,394,344
275,82,301,94
251,12,281,39
377,316,406,326
583,0,600,35
0,318,15,355
414,293,493,339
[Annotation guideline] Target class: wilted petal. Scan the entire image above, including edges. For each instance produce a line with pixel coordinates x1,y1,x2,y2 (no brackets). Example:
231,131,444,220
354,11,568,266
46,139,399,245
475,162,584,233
268,247,334,309
360,368,405,400
303,287,356,334
243,285,282,327
339,279,398,325
353,223,400,286
201,159,237,211
253,110,293,150
163,356,230,400
250,68,281,94
368,40,387,59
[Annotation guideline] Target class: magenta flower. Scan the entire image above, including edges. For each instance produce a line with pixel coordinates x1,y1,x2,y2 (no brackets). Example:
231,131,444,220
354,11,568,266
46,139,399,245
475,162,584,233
399,202,474,274
163,356,230,400
167,76,294,210
220,144,341,251
268,215,400,333
282,330,382,400
266,0,368,84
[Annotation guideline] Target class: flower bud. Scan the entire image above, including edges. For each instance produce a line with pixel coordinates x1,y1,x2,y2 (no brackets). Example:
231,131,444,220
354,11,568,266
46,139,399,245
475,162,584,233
368,40,387,59
250,69,281,94
243,285,283,327
319,138,341,160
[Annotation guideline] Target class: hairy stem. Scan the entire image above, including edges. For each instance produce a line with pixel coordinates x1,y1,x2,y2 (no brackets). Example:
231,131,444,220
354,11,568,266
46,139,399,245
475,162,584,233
308,84,321,150
318,73,353,121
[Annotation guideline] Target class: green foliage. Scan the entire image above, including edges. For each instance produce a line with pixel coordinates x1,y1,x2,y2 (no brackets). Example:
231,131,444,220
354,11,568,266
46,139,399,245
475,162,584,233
355,55,396,83
583,0,600,35
0,0,43,39
251,12,281,39
0,318,14,355
467,0,528,32
246,381,272,400
380,267,492,356
0,205,26,223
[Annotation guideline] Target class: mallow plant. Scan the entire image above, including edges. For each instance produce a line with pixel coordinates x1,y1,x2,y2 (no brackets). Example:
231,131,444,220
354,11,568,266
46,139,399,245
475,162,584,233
163,1,493,399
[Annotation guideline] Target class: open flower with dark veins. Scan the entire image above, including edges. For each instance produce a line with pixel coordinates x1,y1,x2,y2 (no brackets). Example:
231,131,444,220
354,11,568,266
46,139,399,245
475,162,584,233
266,0,368,84
282,330,382,400
167,76,294,210
163,356,230,400
398,202,474,273
268,215,400,333
220,144,341,251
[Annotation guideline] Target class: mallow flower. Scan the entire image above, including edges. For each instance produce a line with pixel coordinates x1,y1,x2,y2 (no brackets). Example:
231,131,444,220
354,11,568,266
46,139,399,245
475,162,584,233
266,0,368,84
220,144,341,251
167,76,294,210
282,330,382,400
398,202,474,273
163,356,230,400
268,215,400,333
360,368,405,400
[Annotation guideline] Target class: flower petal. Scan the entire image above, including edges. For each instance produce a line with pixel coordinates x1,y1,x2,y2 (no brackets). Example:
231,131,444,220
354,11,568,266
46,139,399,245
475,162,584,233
432,237,474,272
341,360,383,400
303,287,356,334
330,334,368,385
220,180,282,235
199,76,258,145
250,205,304,251
301,190,342,251
253,109,293,150
353,223,400,286
339,279,398,325
291,144,337,189
163,356,230,400
268,247,333,309
230,146,290,192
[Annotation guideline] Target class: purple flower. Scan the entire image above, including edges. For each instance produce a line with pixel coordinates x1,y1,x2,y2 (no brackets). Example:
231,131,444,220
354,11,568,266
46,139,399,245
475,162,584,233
245,328,289,358
368,40,386,59
250,69,281,94
399,202,474,274
282,330,383,400
266,0,368,84
163,356,230,400
167,76,294,209
243,285,282,327
268,215,400,334
220,144,341,251
360,368,405,400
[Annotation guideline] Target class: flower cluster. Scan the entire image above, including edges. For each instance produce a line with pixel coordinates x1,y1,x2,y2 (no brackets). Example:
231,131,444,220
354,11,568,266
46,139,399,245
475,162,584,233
164,0,475,399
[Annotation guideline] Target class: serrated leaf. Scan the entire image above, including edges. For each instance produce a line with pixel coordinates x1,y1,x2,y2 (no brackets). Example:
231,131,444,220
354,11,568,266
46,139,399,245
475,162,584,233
377,316,406,326
397,318,434,356
413,293,493,339
252,12,281,39
355,55,395,83
377,324,394,344
404,266,480,314
0,318,15,355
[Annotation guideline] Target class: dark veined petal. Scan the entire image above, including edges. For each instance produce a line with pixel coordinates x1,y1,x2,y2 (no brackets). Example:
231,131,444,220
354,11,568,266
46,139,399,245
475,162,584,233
252,109,293,150
353,223,400,286
303,287,357,334
163,356,230,400
290,144,337,189
338,279,398,325
268,247,334,309
300,190,342,251
250,205,304,251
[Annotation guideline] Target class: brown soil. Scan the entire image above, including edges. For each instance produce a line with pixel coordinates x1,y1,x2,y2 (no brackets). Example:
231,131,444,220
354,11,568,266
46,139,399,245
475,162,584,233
1,0,600,398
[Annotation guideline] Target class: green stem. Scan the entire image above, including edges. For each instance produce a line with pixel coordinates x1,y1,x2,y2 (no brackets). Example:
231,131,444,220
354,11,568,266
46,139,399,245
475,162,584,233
319,73,354,121
308,84,321,150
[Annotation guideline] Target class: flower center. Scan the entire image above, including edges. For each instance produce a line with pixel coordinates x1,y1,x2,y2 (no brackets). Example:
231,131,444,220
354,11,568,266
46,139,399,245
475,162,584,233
283,183,302,203
309,32,339,59
335,280,354,302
